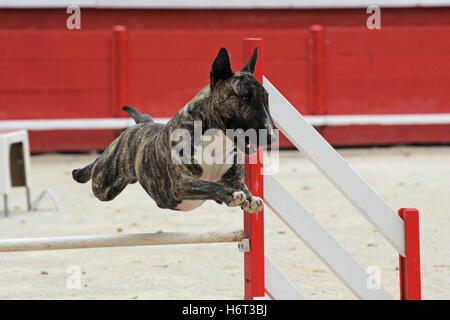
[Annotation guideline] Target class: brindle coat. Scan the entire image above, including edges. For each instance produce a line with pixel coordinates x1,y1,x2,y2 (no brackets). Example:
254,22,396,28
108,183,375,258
72,47,276,212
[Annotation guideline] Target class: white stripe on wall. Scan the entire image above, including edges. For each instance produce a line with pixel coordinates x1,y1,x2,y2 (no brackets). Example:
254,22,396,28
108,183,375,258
1,0,449,9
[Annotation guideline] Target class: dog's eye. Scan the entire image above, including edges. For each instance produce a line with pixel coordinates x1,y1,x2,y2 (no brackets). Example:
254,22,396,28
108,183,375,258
241,95,251,102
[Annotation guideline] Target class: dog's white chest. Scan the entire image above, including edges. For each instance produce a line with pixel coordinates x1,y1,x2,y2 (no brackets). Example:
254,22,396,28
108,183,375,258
198,130,234,182
176,131,235,211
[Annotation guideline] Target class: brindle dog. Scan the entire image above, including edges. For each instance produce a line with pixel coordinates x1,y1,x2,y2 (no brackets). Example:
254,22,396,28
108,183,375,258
72,47,276,212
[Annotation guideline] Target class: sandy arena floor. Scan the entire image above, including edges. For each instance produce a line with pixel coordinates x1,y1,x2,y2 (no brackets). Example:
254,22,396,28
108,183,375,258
0,146,448,300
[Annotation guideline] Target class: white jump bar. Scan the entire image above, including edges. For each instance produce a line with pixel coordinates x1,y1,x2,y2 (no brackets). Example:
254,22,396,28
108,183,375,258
0,230,244,252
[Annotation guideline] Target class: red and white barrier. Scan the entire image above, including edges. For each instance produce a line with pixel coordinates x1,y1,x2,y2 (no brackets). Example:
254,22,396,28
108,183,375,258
242,38,421,300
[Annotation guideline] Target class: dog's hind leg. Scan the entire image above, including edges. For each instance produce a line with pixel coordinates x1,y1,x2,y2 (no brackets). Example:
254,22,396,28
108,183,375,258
91,172,129,202
89,139,137,202
89,155,133,201
72,161,96,183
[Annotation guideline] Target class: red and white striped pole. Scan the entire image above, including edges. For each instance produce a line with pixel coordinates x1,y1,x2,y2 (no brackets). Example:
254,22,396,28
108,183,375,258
243,38,265,300
398,208,422,300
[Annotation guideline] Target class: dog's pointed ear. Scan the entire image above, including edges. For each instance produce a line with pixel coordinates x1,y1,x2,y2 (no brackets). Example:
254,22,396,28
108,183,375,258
240,47,258,74
210,47,233,89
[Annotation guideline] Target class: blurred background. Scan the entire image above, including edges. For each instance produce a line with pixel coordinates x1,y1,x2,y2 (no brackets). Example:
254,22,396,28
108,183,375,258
0,0,449,151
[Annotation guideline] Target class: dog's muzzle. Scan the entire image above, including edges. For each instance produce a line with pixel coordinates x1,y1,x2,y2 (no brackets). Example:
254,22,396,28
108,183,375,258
242,124,277,155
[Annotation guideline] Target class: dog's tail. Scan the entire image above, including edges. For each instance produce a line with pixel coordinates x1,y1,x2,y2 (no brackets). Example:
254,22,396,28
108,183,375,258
122,106,154,124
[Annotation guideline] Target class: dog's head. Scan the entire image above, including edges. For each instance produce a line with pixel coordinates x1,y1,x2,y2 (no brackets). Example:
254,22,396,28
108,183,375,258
208,47,277,154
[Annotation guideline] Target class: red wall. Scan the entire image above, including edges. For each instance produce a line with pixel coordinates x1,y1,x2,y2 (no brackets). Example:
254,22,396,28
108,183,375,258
2,8,450,30
0,8,449,152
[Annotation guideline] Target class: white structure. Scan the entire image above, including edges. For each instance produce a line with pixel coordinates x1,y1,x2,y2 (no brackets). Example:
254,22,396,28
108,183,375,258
0,130,31,216
0,230,244,252
259,76,421,300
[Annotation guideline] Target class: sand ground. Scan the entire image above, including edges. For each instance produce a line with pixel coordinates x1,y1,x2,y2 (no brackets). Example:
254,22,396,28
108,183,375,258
0,146,448,300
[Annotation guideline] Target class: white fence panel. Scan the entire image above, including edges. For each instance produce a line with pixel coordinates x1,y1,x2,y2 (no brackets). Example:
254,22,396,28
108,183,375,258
264,175,393,299
264,257,305,300
264,76,405,256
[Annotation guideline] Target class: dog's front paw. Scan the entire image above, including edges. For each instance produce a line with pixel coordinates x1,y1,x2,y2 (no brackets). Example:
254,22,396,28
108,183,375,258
227,191,247,207
241,196,264,213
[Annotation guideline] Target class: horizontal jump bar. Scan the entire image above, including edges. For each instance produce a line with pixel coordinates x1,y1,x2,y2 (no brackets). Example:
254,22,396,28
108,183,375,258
1,113,450,131
0,230,244,252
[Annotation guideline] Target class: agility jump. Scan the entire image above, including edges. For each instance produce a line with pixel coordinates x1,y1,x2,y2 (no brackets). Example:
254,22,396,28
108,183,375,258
0,230,244,252
0,36,421,300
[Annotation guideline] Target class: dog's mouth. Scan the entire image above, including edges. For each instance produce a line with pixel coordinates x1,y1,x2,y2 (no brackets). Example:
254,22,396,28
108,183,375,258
233,135,259,155
233,128,277,155
244,137,258,155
